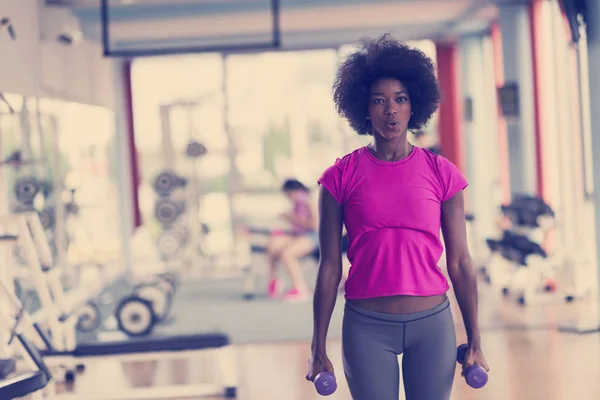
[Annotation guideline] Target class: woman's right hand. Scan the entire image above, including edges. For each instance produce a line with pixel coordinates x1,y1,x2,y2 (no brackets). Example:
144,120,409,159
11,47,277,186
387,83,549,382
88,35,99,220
305,352,335,382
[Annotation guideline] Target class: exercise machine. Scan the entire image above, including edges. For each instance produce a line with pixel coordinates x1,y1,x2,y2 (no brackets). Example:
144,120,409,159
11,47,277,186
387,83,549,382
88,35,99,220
479,196,566,305
141,100,253,295
114,272,177,337
1,278,239,399
0,215,52,400
0,316,52,400
0,219,240,399
0,211,240,398
2,286,238,399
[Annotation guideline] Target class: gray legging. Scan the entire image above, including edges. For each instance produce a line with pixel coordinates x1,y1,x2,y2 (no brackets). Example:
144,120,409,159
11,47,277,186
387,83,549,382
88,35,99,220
342,297,456,400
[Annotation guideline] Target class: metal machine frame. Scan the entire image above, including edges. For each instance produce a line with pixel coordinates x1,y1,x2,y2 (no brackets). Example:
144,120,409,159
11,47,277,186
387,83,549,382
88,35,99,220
100,0,282,58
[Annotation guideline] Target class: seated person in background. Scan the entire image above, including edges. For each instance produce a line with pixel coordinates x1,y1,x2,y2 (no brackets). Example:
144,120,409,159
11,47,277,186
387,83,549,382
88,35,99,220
266,179,319,301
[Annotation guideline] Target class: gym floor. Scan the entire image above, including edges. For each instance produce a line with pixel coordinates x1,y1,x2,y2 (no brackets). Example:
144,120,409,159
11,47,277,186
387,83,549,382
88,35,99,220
51,285,600,400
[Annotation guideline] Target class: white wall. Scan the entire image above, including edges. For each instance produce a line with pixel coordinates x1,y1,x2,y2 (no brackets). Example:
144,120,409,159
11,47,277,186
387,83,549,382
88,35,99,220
39,38,114,108
0,0,114,109
0,0,39,97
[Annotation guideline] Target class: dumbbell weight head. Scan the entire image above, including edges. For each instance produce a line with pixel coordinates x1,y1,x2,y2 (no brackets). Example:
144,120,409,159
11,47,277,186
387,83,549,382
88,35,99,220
133,283,173,323
76,302,102,332
314,371,337,396
153,171,177,196
14,177,39,204
456,344,488,389
115,295,156,337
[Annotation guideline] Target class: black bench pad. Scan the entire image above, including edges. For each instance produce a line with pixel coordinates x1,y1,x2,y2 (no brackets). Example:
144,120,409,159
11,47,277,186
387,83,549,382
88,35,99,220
0,371,48,399
44,333,230,358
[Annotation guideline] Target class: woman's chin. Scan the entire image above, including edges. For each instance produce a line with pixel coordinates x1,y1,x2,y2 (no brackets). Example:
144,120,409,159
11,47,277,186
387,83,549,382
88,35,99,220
376,129,404,141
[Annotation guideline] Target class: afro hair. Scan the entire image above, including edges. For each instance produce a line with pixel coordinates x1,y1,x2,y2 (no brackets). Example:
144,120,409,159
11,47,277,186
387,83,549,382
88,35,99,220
333,33,441,135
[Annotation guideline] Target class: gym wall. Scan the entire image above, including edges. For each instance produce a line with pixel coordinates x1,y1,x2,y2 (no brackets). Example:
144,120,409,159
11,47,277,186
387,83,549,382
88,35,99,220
0,0,114,109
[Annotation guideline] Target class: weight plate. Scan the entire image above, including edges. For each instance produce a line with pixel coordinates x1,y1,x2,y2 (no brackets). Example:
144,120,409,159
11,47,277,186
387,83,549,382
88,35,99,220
76,302,102,332
14,177,39,204
154,198,181,225
153,171,178,196
185,141,207,158
156,231,182,258
134,284,173,323
115,295,156,337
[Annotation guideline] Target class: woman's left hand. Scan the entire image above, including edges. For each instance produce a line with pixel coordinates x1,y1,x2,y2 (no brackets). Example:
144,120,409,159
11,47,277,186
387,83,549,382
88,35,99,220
461,345,489,374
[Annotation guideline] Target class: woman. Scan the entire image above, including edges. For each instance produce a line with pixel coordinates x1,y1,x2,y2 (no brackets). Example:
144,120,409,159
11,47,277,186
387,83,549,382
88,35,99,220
306,34,489,399
266,179,319,301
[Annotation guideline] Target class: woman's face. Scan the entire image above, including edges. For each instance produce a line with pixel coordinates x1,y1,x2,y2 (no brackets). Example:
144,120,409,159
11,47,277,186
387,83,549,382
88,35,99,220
367,78,411,140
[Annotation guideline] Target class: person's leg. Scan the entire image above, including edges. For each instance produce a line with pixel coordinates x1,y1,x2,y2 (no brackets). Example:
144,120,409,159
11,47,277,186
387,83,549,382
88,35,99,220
401,298,457,400
342,302,403,400
265,235,292,297
279,234,318,300
266,235,293,277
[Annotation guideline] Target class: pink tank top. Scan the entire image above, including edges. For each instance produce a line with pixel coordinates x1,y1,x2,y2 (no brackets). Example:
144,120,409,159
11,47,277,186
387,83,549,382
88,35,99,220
318,146,468,300
292,192,311,234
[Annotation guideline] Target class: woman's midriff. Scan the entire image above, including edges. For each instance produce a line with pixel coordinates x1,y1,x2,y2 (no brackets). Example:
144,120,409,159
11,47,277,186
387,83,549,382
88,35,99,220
347,293,448,314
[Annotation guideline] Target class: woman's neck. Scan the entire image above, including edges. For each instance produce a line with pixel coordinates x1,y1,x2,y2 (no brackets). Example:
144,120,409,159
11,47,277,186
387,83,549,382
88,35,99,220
368,137,413,162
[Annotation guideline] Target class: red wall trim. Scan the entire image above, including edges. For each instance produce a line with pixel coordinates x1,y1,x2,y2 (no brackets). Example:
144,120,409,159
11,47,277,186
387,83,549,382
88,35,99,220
122,60,142,231
529,0,545,198
435,42,465,173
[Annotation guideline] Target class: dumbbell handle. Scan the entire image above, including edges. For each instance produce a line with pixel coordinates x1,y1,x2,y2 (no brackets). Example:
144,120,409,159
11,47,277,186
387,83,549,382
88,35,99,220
456,344,488,389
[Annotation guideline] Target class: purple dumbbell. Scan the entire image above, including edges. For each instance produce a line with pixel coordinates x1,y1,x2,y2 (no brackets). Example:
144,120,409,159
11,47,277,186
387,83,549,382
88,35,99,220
314,371,337,396
456,344,488,389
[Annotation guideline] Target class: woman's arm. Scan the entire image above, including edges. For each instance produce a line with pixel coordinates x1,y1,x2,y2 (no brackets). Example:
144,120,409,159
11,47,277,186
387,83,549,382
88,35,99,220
311,186,344,356
441,190,489,371
285,199,319,231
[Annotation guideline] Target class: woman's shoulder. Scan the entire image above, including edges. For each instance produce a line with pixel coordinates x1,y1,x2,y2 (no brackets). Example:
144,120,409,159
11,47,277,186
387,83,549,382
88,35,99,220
415,145,437,160
319,148,366,183
331,146,368,169
414,146,446,171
